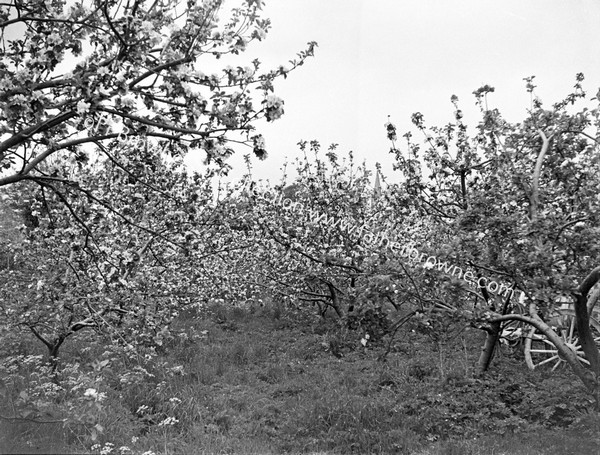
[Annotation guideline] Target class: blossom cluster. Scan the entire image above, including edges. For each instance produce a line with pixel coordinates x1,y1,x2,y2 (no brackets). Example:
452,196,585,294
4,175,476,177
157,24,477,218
249,187,523,302
82,111,269,161
263,95,284,121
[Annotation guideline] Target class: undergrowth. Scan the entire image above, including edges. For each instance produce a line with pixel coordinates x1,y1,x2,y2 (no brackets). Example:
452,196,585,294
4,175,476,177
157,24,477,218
1,302,598,455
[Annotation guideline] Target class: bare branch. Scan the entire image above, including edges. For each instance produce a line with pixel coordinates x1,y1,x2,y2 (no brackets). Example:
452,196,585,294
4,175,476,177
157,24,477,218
529,128,552,221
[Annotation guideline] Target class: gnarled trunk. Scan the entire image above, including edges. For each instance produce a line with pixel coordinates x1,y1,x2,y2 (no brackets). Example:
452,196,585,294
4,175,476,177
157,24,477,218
573,267,600,403
476,321,501,373
476,283,511,373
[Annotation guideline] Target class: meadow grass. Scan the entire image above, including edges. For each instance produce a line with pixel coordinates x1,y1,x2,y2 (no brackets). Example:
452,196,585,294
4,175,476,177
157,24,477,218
1,302,598,454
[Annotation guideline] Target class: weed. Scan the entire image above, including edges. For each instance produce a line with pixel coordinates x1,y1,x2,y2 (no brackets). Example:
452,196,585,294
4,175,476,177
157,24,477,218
2,307,598,454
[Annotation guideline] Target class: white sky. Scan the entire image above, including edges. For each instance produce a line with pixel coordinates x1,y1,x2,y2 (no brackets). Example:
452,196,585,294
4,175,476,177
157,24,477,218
193,0,600,186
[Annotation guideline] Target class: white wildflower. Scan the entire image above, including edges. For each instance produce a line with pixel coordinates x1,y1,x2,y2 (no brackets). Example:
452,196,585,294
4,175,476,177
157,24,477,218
84,388,98,399
100,442,114,455
158,416,179,426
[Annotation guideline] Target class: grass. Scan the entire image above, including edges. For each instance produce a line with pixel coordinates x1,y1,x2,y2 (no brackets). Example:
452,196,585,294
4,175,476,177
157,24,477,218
1,302,599,454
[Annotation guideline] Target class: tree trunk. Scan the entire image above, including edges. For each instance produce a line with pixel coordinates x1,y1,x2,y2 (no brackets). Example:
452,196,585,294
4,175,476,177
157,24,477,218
48,342,61,373
476,288,513,373
28,326,67,373
326,282,345,318
573,267,600,401
476,321,501,373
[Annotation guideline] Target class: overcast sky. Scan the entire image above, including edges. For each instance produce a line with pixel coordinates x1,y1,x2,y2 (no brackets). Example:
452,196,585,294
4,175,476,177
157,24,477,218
191,0,600,186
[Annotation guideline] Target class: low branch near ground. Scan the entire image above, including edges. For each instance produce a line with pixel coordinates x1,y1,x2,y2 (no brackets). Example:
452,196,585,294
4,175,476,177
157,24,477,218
480,305,599,395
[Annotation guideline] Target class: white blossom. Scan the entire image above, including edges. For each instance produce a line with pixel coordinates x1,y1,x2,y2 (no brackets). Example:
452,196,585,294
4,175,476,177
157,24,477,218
47,32,62,45
140,21,154,34
76,100,91,114
120,95,136,108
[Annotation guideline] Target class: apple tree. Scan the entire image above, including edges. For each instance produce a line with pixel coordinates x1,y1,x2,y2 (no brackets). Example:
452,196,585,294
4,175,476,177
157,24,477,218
0,0,315,193
385,75,600,399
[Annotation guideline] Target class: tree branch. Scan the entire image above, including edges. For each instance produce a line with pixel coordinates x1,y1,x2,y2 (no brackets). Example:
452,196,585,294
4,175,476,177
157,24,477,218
530,128,552,221
128,56,193,88
0,111,77,159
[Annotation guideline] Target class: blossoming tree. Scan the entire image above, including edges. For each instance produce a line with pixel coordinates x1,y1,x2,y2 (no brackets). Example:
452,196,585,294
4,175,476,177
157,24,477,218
0,0,315,188
385,76,600,399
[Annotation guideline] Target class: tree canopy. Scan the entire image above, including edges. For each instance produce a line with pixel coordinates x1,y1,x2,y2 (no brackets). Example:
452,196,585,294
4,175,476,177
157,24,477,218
0,0,316,188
